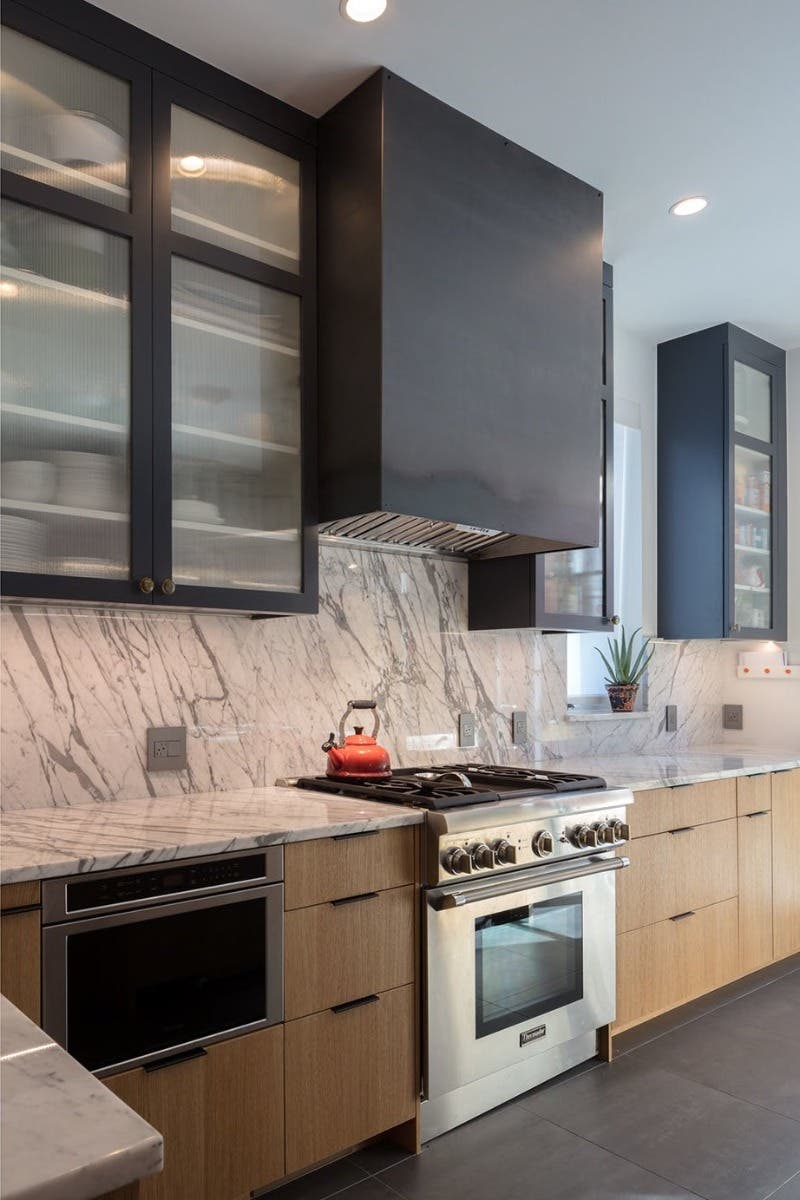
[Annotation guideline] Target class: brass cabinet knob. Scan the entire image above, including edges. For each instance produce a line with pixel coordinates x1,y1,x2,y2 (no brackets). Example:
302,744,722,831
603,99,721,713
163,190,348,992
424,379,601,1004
138,577,155,594
160,578,176,596
608,614,621,626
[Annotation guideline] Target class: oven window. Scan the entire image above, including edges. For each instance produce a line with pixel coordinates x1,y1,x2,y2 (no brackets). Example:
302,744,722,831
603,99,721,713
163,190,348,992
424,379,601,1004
65,897,267,1070
474,893,583,1038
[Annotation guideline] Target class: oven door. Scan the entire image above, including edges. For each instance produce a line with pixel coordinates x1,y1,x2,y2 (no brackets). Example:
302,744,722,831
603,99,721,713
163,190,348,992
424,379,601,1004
42,882,283,1075
424,855,626,1099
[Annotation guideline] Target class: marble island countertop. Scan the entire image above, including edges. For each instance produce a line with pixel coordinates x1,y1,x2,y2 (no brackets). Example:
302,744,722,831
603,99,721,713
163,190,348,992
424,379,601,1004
540,744,800,792
0,786,423,884
0,996,162,1200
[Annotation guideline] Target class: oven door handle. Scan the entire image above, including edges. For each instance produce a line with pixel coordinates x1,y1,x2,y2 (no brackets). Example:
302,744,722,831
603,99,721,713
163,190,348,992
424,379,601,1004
427,855,630,910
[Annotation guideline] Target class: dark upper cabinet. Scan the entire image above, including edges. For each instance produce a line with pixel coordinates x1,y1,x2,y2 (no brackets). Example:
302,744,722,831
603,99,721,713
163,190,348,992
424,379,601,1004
318,69,604,558
0,0,317,614
469,265,616,632
658,323,787,640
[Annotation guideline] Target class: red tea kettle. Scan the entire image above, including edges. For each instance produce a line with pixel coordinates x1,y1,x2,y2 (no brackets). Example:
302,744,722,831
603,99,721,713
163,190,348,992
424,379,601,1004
322,700,392,780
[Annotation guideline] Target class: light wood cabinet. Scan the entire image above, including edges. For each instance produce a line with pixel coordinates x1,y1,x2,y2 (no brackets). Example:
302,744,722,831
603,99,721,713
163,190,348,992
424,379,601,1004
628,778,736,838
284,826,416,909
0,882,41,1024
738,811,773,973
737,772,772,816
616,898,738,1031
617,818,738,933
285,983,416,1174
772,769,800,959
286,884,415,1019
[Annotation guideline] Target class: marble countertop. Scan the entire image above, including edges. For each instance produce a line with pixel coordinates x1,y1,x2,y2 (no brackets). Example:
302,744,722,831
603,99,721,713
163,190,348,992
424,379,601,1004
0,786,424,884
540,745,800,792
0,996,162,1200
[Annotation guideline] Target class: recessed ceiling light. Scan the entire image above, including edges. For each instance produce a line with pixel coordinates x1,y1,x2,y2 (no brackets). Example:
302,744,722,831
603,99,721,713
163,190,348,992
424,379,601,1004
177,154,206,177
340,0,387,22
669,195,708,217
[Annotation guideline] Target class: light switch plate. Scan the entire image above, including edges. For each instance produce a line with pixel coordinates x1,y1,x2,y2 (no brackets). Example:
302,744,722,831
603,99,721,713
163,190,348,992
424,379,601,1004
458,712,476,749
665,704,678,732
147,725,187,771
512,711,528,746
722,704,743,731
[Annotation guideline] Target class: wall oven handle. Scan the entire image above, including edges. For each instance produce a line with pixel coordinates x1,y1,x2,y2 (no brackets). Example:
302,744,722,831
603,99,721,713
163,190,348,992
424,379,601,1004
427,855,630,910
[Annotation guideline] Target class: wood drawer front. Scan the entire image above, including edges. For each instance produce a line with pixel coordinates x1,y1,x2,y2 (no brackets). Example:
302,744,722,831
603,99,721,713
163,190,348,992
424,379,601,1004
284,826,416,909
285,983,416,1174
629,778,736,838
286,885,415,1020
616,897,738,1031
773,769,800,960
738,811,773,974
0,880,40,911
1,908,41,1023
617,818,738,934
737,772,772,816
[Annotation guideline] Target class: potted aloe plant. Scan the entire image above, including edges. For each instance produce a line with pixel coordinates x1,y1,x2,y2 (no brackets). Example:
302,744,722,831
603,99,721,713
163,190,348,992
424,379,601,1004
595,625,655,713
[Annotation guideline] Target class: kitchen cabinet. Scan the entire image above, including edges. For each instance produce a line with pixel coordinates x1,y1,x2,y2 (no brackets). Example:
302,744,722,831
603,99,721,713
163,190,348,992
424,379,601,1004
0,881,41,1023
468,264,615,632
105,1026,285,1200
658,324,786,639
0,0,317,614
737,773,774,972
772,769,800,959
283,825,417,909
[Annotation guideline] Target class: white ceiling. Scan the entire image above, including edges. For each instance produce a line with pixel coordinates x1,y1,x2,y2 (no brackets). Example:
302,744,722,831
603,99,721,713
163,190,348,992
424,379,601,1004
96,0,800,348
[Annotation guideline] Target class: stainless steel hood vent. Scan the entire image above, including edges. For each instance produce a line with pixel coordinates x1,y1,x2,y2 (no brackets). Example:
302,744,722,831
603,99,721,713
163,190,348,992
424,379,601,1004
318,513,514,557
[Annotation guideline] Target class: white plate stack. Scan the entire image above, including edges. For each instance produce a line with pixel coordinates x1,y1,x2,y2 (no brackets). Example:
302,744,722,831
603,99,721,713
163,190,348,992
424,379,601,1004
53,452,125,512
1,514,46,572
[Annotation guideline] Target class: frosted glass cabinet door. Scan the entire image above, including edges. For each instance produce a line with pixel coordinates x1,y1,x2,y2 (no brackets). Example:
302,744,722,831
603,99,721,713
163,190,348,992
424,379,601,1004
734,360,771,443
171,258,302,592
0,200,131,580
1,26,130,210
733,444,772,631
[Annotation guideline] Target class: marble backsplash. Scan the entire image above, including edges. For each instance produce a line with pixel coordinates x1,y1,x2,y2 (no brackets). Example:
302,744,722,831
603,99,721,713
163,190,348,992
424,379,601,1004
1,541,727,810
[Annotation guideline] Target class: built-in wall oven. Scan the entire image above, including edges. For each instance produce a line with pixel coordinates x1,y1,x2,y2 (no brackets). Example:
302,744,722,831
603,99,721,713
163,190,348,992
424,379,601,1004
42,847,283,1075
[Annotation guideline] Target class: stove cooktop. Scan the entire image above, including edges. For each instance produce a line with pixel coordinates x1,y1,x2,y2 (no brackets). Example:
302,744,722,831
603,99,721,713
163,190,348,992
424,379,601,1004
294,764,608,811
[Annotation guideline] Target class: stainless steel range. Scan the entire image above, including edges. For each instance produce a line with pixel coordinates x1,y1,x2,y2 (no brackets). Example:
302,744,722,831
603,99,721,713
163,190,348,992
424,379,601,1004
294,764,633,1140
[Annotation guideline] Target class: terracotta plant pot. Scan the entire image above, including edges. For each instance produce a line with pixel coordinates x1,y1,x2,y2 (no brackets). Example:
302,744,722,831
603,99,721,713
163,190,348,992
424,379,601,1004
606,682,639,713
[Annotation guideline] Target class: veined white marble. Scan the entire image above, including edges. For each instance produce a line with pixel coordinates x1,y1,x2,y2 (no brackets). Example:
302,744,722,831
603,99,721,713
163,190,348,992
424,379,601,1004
0,786,422,883
0,996,162,1200
0,541,775,811
525,745,800,792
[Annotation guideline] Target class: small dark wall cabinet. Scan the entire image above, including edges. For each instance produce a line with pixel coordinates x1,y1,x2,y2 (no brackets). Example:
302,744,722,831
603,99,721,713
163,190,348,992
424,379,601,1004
469,264,616,632
0,0,317,615
318,68,604,555
658,324,786,640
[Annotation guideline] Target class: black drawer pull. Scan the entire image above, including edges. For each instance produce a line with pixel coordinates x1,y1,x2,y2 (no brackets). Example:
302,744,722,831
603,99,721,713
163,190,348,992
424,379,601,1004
668,826,696,835
331,994,380,1015
1,902,40,916
333,829,380,841
670,910,696,923
669,782,692,789
331,891,379,907
144,1046,207,1073
745,809,770,818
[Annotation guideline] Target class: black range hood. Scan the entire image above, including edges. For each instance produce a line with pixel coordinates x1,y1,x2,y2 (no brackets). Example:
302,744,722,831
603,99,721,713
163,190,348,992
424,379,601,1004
318,69,604,559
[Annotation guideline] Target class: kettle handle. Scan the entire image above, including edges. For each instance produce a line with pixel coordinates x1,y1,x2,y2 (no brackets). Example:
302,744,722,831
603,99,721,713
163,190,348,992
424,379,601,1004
338,699,380,746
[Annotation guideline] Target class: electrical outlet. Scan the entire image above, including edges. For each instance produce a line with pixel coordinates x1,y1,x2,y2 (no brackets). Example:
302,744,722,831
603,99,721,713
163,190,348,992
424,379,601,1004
147,725,187,771
665,704,678,733
511,711,528,746
722,704,743,731
458,712,476,749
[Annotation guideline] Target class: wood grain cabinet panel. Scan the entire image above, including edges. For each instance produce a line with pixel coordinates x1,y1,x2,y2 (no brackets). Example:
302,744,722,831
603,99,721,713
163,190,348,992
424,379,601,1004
286,885,415,1019
629,779,736,839
285,983,416,1174
284,827,416,909
738,811,773,973
0,881,41,910
205,1027,284,1199
617,819,738,933
616,898,738,1031
0,908,40,1023
772,769,800,959
737,772,772,816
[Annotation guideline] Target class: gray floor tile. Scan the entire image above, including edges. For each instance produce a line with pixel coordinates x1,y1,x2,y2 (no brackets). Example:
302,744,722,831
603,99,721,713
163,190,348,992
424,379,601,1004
627,1003,800,1119
715,973,800,1045
612,999,710,1056
267,1157,370,1200
350,1140,415,1176
519,1056,800,1200
381,1102,700,1199
767,1171,800,1199
324,1180,405,1200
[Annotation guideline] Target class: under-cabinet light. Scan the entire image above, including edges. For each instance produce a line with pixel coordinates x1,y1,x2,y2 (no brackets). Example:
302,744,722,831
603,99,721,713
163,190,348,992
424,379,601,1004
177,155,207,177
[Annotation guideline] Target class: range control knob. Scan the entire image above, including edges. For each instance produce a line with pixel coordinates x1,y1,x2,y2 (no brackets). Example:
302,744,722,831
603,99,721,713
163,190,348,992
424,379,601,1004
531,830,555,858
592,821,616,845
442,847,471,875
571,824,600,850
469,842,496,870
608,819,631,843
491,838,516,865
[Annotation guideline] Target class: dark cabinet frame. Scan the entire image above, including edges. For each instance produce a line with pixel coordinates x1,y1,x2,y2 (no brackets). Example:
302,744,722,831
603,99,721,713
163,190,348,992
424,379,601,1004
1,0,317,614
468,264,615,632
